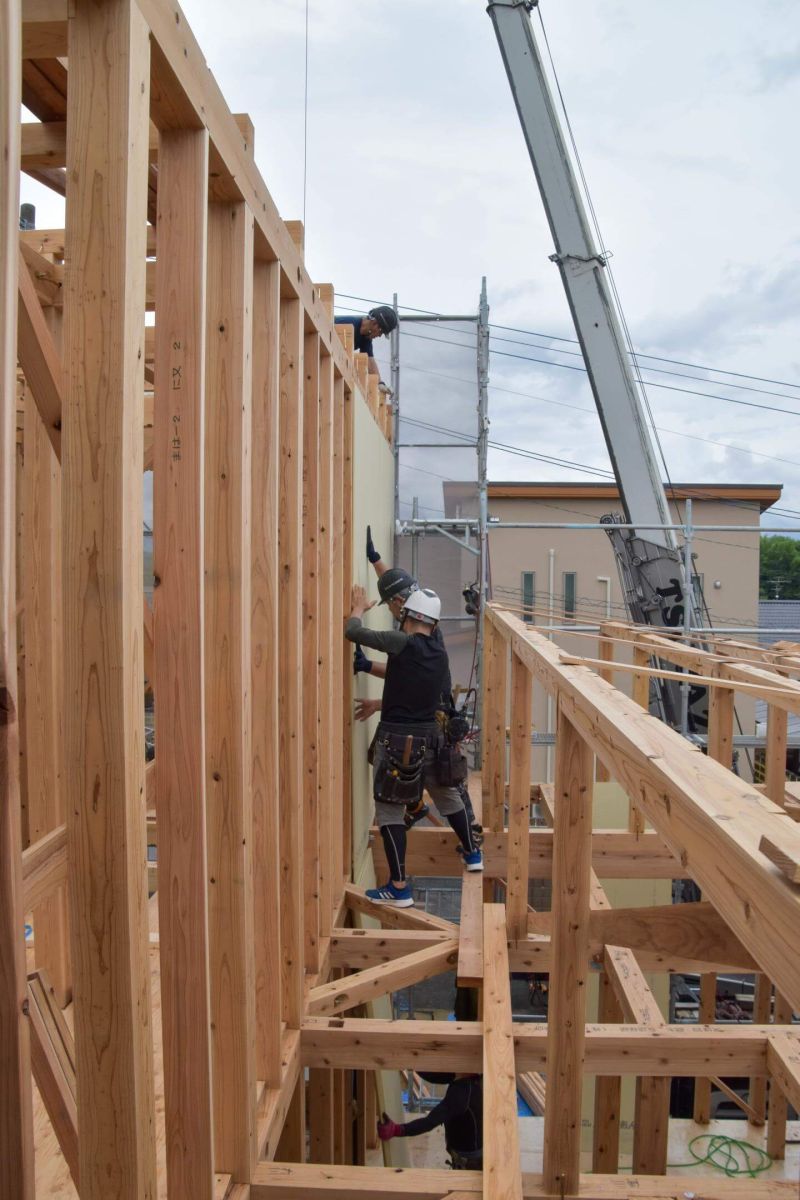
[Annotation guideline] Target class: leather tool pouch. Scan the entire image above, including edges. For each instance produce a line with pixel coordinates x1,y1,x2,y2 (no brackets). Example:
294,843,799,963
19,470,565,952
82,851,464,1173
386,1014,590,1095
373,732,427,807
435,740,468,787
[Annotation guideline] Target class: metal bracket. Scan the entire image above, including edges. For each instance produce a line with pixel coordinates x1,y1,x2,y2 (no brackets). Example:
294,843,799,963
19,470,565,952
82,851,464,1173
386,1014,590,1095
548,251,607,276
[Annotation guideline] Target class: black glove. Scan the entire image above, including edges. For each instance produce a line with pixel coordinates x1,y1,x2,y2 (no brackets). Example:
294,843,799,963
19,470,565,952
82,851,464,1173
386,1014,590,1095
366,524,381,564
353,646,373,676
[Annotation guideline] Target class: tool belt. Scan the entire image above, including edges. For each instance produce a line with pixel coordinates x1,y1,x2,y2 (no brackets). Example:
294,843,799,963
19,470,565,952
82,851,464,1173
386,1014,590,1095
448,1147,483,1171
373,729,428,807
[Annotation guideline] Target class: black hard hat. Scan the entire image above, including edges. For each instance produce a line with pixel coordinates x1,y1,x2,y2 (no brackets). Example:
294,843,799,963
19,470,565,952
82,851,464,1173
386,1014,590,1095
378,567,416,605
368,305,398,335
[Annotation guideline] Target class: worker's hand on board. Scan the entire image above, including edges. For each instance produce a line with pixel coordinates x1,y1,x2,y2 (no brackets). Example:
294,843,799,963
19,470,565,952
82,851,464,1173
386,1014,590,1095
350,584,376,618
377,1113,404,1141
378,381,393,400
354,698,381,723
366,525,381,564
353,646,373,676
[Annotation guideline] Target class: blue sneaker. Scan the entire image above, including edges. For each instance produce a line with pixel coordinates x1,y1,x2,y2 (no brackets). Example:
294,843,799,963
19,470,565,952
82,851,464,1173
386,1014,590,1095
459,847,484,872
365,881,415,908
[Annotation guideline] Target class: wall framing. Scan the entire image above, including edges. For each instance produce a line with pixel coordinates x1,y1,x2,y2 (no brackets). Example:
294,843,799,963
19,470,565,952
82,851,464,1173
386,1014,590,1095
5,2,800,1198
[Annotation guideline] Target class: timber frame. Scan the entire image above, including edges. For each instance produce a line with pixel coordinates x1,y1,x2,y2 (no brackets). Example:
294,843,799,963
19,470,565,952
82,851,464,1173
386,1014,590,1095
3,1,800,1198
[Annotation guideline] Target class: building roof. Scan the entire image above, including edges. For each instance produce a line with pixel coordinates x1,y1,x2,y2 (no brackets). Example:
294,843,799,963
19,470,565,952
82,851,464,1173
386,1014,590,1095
487,482,782,512
758,600,800,640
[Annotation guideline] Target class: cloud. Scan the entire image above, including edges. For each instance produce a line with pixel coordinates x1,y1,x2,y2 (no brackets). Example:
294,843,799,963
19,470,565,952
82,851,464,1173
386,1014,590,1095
754,46,800,92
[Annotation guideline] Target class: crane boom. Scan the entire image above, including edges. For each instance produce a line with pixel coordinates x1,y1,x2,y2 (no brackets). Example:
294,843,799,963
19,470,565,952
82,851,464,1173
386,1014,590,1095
487,0,702,678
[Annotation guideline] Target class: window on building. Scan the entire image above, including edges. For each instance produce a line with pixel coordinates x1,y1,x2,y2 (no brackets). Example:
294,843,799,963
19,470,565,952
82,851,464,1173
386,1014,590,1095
521,571,535,623
563,572,577,618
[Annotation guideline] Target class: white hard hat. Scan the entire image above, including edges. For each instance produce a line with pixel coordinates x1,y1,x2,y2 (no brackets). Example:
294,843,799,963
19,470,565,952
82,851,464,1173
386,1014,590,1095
401,588,441,625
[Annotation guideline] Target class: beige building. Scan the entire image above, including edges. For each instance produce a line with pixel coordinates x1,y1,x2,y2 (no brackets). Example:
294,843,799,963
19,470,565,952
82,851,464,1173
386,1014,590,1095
486,481,781,779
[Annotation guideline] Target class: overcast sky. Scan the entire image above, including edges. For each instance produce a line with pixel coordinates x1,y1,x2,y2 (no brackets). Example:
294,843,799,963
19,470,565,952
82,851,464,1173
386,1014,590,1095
21,0,800,537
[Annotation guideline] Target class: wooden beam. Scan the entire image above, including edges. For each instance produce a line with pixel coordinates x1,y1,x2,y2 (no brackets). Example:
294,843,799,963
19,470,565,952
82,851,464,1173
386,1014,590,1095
278,296,305,1027
300,1016,780,1075
759,832,800,884
766,1029,800,1115
483,904,523,1200
343,883,458,934
251,258,283,1087
456,870,483,986
1,20,35,1193
153,126,215,1198
506,653,532,938
603,945,664,1028
307,941,458,1017
63,3,157,1194
542,705,593,1195
329,928,452,969
21,820,67,910
16,246,62,457
490,609,800,1010
767,992,794,1160
205,200,257,1178
250,1164,800,1199
302,332,321,972
374,825,684,881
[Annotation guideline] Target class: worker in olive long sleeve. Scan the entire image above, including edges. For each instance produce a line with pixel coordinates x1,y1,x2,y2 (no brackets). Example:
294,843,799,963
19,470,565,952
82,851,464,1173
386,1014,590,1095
376,1074,483,1170
345,584,482,906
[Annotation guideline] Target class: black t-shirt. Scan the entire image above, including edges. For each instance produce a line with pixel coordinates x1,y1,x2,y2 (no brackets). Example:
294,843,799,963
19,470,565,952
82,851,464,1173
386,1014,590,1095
401,1076,482,1152
334,316,374,357
344,618,450,725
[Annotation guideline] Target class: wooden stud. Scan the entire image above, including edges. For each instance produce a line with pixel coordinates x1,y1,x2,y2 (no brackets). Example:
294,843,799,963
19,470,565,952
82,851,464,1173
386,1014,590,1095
542,703,593,1195
275,1075,306,1162
308,1069,335,1163
595,632,614,781
765,704,789,805
278,296,305,1026
307,941,459,1017
302,332,321,972
483,620,508,830
507,652,532,938
693,972,717,1124
767,992,794,1160
330,376,345,909
456,870,483,986
63,2,157,1195
592,970,622,1172
23,386,70,1005
204,200,257,1177
16,247,63,458
251,258,283,1086
153,126,215,1198
749,977,772,1124
482,904,523,1200
0,0,35,1190
341,384,355,882
316,349,335,939
27,969,78,1186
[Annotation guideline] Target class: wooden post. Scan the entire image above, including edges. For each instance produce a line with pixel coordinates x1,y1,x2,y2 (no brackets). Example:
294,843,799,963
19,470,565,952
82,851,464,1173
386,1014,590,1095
749,977,771,1124
483,621,508,831
63,2,157,1195
204,200,257,1177
278,297,305,1027
483,904,523,1200
23,392,70,1005
506,652,532,939
308,1069,335,1163
302,332,321,972
0,0,35,1190
767,992,794,1159
543,703,593,1195
153,126,215,1197
317,349,335,938
693,683,734,1123
595,632,614,782
275,1076,306,1162
330,376,345,910
765,704,788,806
251,258,283,1087
341,385,355,882
592,971,622,1172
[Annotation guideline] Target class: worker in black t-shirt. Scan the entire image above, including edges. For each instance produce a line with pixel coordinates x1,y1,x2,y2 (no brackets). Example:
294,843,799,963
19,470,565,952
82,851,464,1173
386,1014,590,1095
376,1073,483,1170
334,305,397,391
345,584,482,907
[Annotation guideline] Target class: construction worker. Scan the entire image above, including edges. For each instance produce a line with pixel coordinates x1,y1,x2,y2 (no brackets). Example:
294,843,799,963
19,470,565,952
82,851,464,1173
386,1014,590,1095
334,305,397,389
376,1073,483,1170
345,583,482,907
